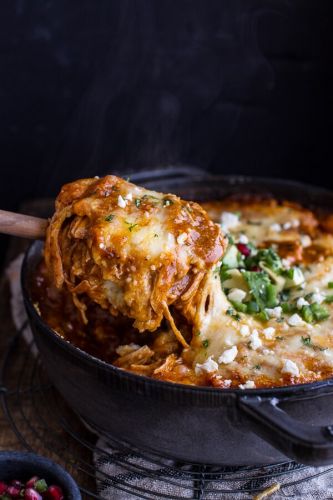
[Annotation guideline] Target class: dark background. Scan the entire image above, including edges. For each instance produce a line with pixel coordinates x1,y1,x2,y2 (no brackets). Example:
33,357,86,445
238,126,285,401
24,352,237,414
0,0,333,258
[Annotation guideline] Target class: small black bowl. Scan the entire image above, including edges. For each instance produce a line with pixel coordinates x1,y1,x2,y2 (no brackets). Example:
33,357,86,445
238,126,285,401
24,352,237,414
0,451,81,499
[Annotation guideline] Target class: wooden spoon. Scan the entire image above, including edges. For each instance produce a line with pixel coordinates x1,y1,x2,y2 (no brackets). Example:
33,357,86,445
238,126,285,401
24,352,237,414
0,209,47,239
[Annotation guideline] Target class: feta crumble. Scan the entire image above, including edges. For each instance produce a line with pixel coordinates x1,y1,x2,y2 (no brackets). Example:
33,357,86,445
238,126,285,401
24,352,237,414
240,325,250,337
228,288,246,303
266,306,282,319
221,212,240,232
248,329,262,350
263,327,275,339
238,234,249,244
117,195,127,208
311,292,325,305
288,313,303,327
296,297,309,309
195,356,218,375
300,234,311,247
282,359,300,377
270,223,281,232
218,346,238,364
239,380,256,390
125,192,133,201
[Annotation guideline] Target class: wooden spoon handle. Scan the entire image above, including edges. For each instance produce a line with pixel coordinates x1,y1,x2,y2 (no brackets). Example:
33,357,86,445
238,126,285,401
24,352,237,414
0,209,48,239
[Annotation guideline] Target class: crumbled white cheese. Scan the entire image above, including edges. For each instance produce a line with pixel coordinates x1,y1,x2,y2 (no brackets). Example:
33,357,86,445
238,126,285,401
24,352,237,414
263,348,275,355
218,346,238,364
195,356,218,375
238,234,249,244
263,327,275,339
270,223,281,232
117,195,127,208
296,297,309,309
283,221,292,230
221,212,240,231
249,329,262,350
266,306,282,319
282,258,291,269
177,232,188,245
300,234,311,247
99,242,105,249
311,292,325,305
288,313,303,327
291,219,300,228
223,379,232,387
227,288,246,303
282,359,300,377
240,325,250,337
125,192,133,201
239,380,256,390
94,175,100,179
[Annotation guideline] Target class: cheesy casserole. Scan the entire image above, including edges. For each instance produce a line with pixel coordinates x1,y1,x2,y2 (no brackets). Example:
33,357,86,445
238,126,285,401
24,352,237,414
32,176,333,389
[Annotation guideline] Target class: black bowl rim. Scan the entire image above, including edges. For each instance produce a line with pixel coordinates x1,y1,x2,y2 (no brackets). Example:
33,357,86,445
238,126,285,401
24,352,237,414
0,450,81,497
21,174,333,400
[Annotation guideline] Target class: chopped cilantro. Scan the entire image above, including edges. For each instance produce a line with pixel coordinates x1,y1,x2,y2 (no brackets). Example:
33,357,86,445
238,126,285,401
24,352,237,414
154,233,159,238
125,221,139,232
247,220,262,225
301,335,312,346
135,198,141,208
163,198,173,207
328,282,333,289
226,307,241,321
105,214,115,222
202,339,209,348
325,295,333,303
253,364,261,370
301,335,327,351
243,271,278,311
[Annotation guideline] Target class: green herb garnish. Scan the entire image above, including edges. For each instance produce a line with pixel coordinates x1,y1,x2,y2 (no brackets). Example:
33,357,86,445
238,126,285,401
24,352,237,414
135,198,141,208
301,335,327,351
253,364,261,370
163,198,173,207
243,271,278,311
276,336,285,341
105,214,115,222
226,307,241,321
325,295,333,303
328,282,333,289
202,339,209,348
125,220,139,232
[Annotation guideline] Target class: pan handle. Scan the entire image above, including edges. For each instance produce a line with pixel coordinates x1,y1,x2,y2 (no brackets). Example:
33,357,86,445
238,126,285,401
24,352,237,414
238,395,333,465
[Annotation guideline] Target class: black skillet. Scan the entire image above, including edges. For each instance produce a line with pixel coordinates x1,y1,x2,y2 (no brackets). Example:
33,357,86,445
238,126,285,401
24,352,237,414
21,167,333,466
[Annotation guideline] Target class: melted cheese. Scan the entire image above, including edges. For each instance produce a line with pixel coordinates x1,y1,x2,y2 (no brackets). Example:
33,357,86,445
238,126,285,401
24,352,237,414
187,201,333,388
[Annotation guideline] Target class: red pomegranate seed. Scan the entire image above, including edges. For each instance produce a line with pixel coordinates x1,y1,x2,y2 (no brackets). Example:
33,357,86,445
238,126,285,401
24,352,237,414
250,265,261,272
0,481,7,494
26,477,39,488
237,243,251,257
24,488,42,500
7,485,21,497
44,485,64,500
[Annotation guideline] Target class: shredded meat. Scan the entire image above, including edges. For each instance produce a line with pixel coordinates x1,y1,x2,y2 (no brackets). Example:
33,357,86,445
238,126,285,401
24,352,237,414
44,175,226,346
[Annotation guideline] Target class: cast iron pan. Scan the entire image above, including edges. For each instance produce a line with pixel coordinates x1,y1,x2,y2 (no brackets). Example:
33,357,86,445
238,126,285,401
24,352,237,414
21,168,333,466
